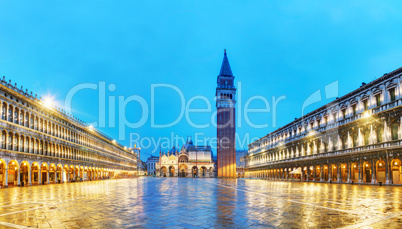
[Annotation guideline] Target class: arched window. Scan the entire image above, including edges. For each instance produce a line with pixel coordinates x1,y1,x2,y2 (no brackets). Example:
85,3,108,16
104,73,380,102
35,139,39,154
1,103,6,120
19,111,24,125
30,115,34,129
1,131,6,149
8,133,13,150
8,105,13,122
25,112,29,127
44,141,47,155
14,134,18,151
25,136,29,152
14,108,18,124
30,138,34,153
39,119,43,132
34,117,38,130
39,140,43,154
20,136,24,152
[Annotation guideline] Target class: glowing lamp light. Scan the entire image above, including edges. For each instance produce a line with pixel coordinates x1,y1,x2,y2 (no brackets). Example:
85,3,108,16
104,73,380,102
354,165,357,168
88,125,94,131
395,162,398,166
363,111,371,119
43,96,54,108
112,140,117,144
379,163,382,166
366,164,369,167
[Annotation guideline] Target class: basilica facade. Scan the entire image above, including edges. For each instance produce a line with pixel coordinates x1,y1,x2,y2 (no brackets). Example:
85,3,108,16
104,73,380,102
245,67,402,185
156,138,215,178
0,77,138,188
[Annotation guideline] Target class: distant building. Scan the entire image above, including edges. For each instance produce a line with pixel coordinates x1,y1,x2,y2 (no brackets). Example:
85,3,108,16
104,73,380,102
129,146,141,176
156,137,216,178
138,161,147,176
146,155,159,175
236,150,247,178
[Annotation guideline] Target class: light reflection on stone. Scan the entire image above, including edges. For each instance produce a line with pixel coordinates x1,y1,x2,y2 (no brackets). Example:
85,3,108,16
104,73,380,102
0,178,401,228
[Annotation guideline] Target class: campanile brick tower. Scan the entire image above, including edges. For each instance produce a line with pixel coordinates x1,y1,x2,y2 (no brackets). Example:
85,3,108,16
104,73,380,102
216,49,236,178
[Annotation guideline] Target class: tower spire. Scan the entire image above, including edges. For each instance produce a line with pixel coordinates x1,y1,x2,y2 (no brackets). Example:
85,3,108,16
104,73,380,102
219,49,233,76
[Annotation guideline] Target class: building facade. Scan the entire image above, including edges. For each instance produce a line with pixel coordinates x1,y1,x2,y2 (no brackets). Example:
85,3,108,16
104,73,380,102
216,50,237,178
138,161,147,176
0,77,138,188
236,150,247,178
156,138,215,178
146,155,159,175
245,67,402,185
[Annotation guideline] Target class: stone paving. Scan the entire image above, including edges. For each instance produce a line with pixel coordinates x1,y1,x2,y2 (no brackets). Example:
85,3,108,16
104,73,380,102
0,178,402,228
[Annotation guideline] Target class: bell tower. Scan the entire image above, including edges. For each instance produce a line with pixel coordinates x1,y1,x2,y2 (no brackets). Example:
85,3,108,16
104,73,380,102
216,49,236,178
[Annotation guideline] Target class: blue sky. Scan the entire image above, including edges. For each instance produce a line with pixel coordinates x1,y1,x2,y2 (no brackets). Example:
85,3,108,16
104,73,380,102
1,1,402,160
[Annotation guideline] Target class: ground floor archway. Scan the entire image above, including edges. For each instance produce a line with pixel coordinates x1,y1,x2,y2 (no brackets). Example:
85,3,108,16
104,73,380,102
192,166,198,178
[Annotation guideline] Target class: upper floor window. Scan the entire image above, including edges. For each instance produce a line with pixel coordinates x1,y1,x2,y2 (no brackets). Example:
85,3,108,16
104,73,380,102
390,88,396,102
352,133,358,147
341,135,347,149
352,105,357,116
377,127,383,143
391,123,399,140
363,100,368,111
376,95,381,107
364,130,369,145
342,109,347,119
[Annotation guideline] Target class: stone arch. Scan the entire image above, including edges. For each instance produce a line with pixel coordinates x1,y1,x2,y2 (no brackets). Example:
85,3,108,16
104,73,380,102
20,161,30,186
376,159,386,183
49,163,57,184
341,163,348,182
362,161,372,183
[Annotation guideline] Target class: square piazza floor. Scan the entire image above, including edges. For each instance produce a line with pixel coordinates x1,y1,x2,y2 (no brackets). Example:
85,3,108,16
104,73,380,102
0,177,401,228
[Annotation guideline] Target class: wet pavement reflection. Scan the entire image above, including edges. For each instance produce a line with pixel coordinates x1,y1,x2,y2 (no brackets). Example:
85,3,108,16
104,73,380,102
0,177,402,228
